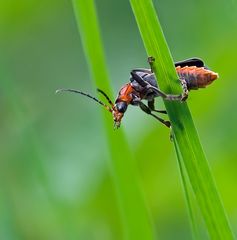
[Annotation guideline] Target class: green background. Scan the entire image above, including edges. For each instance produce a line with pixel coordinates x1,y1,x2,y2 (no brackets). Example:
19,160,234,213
1,0,237,239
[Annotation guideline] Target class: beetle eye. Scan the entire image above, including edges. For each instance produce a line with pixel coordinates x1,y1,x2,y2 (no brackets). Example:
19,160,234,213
116,102,128,113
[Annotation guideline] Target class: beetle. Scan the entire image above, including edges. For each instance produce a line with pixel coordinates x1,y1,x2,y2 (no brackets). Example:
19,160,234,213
57,57,218,128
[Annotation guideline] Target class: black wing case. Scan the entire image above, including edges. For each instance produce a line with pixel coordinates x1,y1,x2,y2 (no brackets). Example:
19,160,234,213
175,58,206,68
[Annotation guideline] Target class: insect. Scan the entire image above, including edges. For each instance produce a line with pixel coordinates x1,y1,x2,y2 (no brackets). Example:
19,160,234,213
57,57,218,128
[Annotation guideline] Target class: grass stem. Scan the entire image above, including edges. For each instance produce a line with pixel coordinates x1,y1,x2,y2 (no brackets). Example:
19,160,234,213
129,0,234,238
72,0,154,239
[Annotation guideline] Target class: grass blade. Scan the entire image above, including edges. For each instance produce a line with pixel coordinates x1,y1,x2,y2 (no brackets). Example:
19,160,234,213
129,0,234,239
71,0,154,239
174,137,199,239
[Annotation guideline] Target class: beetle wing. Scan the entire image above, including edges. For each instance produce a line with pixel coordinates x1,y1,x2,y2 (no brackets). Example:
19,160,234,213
175,58,205,68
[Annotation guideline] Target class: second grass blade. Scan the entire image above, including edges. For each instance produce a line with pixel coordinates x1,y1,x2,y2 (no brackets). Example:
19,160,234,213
71,0,154,239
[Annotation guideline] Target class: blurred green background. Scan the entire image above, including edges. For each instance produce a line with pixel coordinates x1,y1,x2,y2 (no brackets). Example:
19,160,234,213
1,0,237,239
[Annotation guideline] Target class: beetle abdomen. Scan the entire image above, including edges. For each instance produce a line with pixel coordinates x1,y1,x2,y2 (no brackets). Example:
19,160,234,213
176,66,218,90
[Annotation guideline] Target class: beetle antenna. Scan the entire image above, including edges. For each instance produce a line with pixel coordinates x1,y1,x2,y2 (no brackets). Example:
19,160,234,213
56,88,112,112
97,88,114,107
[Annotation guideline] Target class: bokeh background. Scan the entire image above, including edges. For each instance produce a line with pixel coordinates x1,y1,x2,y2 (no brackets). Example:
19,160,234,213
1,0,237,239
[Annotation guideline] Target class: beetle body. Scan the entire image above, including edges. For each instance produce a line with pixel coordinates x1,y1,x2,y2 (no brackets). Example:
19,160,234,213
111,57,218,127
57,57,218,129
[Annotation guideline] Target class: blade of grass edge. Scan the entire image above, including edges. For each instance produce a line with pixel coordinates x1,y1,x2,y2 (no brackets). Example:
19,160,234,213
129,0,234,239
174,137,199,239
71,0,154,239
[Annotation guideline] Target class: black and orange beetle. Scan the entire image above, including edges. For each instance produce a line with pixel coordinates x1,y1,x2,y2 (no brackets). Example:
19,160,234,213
57,57,218,128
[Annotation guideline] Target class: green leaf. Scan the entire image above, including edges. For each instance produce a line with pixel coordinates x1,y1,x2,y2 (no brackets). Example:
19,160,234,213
129,0,234,239
71,0,154,239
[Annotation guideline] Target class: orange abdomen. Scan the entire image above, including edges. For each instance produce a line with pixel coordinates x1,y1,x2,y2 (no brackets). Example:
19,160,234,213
176,66,218,90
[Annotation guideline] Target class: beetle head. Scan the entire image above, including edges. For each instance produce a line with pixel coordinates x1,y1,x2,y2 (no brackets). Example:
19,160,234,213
112,101,128,128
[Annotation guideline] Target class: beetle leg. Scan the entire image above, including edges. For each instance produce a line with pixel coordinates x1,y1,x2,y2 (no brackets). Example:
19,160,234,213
148,99,167,114
131,67,189,101
143,78,190,101
130,70,148,87
180,77,189,101
130,94,141,105
131,68,183,100
147,79,189,101
148,56,155,73
145,84,184,101
132,68,152,74
148,56,189,101
130,70,169,98
138,101,171,128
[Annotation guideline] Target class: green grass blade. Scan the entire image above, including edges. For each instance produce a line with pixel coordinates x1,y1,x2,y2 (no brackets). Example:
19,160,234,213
174,137,199,239
71,0,154,239
129,0,234,239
